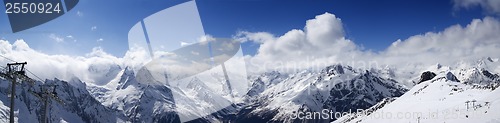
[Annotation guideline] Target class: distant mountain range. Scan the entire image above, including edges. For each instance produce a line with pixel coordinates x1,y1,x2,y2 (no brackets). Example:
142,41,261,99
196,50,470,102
0,57,498,123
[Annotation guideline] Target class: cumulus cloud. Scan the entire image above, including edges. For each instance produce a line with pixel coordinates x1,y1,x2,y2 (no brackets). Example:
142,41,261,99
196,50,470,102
382,17,500,66
0,39,150,85
237,12,361,73
0,37,243,86
453,0,500,15
238,12,500,75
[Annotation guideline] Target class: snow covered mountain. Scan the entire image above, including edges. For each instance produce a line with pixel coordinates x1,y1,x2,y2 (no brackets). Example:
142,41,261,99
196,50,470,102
86,65,244,123
0,77,123,123
0,57,498,123
229,64,408,122
333,58,500,123
0,63,408,123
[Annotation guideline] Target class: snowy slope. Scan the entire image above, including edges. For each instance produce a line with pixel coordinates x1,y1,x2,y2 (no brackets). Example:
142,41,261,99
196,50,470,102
333,61,500,123
0,79,38,123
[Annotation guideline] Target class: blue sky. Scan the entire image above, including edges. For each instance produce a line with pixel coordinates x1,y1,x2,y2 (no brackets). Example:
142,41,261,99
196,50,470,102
0,0,489,57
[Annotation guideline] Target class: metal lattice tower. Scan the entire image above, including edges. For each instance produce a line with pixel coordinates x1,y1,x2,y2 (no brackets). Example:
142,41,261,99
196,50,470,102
1,53,69,122
1,62,28,123
0,61,64,123
29,84,65,123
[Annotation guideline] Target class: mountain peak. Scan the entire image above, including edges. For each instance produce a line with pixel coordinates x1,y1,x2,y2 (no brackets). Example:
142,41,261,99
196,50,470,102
321,64,353,76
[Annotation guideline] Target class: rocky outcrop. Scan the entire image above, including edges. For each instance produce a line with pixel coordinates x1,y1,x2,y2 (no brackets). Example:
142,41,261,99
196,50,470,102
418,71,436,84
446,72,460,82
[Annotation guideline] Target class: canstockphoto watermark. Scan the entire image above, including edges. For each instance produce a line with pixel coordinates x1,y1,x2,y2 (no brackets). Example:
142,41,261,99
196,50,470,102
289,109,340,120
290,108,483,120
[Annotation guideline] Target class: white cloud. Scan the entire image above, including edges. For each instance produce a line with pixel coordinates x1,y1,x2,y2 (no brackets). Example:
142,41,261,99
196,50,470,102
91,26,97,31
239,12,500,75
49,34,64,43
0,39,223,86
0,39,150,86
97,38,104,42
380,17,500,66
453,0,500,15
237,12,361,73
235,31,275,43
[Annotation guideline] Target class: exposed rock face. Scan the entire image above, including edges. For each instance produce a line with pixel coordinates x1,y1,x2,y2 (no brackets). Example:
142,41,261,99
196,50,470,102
323,64,346,76
482,69,499,80
418,71,436,84
446,72,460,82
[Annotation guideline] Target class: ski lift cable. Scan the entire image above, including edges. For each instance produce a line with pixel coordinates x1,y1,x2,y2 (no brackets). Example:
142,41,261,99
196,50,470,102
26,69,44,82
0,54,44,82
0,54,16,62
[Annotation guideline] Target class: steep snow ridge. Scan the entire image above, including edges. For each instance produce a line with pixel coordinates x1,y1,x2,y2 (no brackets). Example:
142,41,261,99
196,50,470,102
89,67,143,111
246,71,289,98
166,62,251,122
334,65,500,123
456,57,500,84
87,63,247,122
409,58,500,86
383,57,500,88
456,67,495,85
239,64,408,122
86,66,178,122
